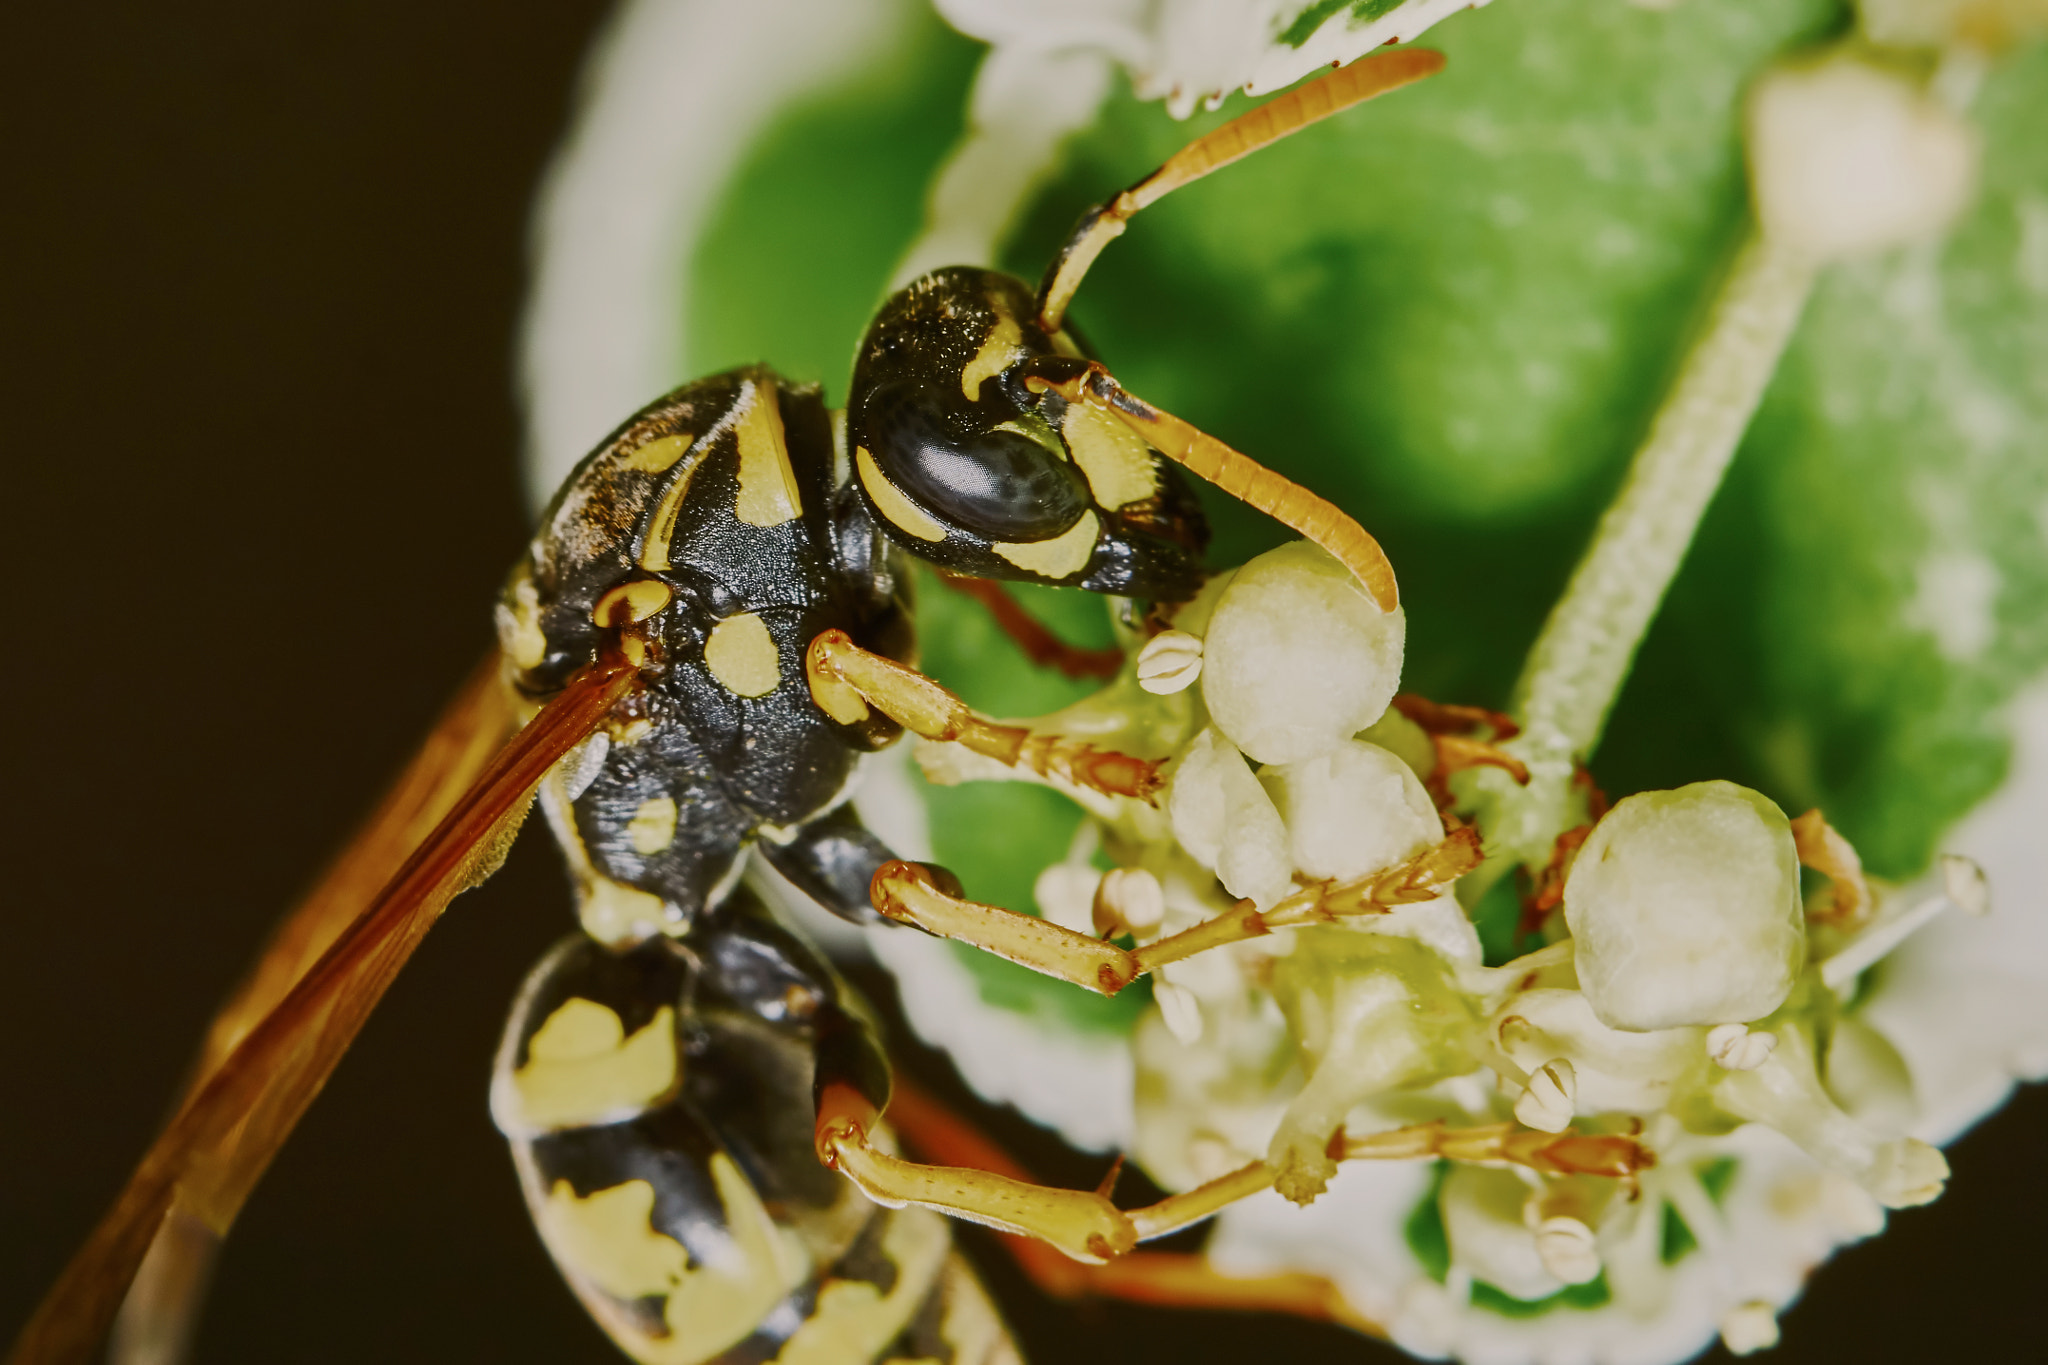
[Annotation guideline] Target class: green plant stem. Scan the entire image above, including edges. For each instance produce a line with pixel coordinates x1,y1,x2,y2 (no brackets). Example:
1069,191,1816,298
1475,231,1819,865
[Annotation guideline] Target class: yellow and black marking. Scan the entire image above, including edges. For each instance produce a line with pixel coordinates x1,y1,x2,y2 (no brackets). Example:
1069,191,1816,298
505,366,915,940
496,926,1018,1365
845,269,1208,599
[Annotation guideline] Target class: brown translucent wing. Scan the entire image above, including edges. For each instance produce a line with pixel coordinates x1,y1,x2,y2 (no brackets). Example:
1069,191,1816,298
10,652,634,1365
114,655,522,1365
194,655,526,1082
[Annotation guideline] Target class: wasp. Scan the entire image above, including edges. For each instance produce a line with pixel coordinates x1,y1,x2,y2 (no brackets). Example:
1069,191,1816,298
11,43,1658,1365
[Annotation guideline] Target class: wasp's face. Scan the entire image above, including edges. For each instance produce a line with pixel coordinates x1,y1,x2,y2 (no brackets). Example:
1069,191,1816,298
847,267,1208,602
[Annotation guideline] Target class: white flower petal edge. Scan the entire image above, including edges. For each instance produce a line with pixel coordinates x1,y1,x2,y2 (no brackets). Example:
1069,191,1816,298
1210,1124,1887,1365
520,0,908,508
937,0,1494,118
1864,676,2048,1145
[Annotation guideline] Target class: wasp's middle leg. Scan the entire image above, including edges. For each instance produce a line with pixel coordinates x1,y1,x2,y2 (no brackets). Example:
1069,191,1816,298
863,825,1483,998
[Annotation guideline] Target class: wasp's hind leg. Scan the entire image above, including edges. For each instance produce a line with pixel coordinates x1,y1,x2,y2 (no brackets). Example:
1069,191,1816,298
817,1073,1657,1281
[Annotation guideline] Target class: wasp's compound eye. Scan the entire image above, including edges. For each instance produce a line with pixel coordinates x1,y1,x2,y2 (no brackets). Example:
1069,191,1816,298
862,382,1090,543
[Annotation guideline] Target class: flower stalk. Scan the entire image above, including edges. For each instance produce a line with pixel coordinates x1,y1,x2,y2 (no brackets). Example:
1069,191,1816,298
1479,232,1819,864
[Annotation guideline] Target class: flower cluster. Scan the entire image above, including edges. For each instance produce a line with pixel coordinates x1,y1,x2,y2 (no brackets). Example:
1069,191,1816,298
909,538,2004,1361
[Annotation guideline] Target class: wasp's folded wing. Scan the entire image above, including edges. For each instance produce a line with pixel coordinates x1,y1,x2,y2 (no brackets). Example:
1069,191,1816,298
108,656,518,1365
10,654,633,1365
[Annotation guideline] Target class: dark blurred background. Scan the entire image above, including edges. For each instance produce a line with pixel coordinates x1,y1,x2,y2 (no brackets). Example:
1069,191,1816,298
2,2,2042,1361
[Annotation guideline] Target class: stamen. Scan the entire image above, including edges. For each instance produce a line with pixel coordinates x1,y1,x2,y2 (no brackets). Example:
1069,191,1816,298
1136,630,1204,694
1818,860,1988,993
1514,1060,1578,1133
1707,1024,1778,1071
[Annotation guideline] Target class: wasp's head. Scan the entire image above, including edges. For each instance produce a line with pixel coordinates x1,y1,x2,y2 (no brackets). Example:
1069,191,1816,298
846,267,1208,603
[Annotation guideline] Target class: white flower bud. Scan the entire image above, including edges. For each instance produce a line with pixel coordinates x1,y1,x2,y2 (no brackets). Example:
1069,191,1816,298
1260,740,1439,882
1720,1302,1782,1356
1095,866,1165,935
1136,629,1204,694
1515,1058,1577,1132
1032,860,1100,936
1167,728,1294,908
1748,54,1978,262
1533,1216,1602,1286
1564,781,1804,1031
1199,541,1406,765
1166,728,1233,869
1707,1023,1779,1071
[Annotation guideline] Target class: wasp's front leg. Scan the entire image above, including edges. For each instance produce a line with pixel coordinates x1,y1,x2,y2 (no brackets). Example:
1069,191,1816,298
807,629,1162,802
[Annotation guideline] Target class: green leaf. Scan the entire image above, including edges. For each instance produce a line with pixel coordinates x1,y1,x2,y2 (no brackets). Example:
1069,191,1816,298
1615,39,2048,877
1404,1160,1454,1282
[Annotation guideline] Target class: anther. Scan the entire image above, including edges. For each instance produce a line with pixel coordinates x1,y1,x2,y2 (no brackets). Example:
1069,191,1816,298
1532,1216,1602,1285
1514,1059,1577,1133
1719,1301,1781,1356
1136,629,1204,694
1707,1023,1778,1071
1941,853,1990,915
1093,867,1165,937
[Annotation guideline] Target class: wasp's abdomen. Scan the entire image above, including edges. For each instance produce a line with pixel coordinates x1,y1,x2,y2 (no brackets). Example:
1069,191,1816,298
492,930,1016,1365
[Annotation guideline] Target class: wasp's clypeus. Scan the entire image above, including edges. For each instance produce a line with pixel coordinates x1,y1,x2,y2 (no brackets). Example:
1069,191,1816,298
9,27,1522,1365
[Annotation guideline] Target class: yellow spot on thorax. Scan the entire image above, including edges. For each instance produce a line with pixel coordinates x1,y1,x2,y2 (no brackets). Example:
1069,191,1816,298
1061,402,1157,510
621,431,696,473
992,510,1099,579
704,612,782,697
638,433,707,571
733,379,804,528
512,999,678,1130
960,294,1026,403
627,796,678,854
856,445,945,543
593,578,674,627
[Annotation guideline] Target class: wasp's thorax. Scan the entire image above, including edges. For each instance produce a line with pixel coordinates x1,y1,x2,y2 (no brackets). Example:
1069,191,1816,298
848,266,1208,602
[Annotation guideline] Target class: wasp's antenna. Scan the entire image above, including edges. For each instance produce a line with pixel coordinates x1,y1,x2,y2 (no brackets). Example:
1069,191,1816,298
1034,47,1446,332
